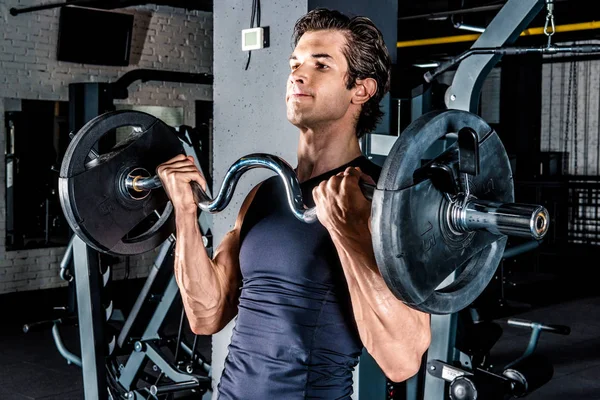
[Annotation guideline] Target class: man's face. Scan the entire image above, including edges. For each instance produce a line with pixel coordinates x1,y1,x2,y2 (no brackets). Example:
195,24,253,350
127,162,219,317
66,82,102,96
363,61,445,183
286,30,355,130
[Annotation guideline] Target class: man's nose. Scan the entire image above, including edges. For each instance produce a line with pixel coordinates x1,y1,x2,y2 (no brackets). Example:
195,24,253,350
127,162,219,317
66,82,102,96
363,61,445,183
290,74,305,85
290,67,307,84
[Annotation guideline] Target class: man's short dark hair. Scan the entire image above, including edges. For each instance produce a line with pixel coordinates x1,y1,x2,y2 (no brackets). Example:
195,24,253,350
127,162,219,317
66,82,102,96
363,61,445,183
292,8,392,138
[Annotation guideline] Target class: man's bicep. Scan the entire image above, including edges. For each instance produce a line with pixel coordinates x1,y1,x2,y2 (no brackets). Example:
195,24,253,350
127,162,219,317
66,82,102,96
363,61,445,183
212,182,263,277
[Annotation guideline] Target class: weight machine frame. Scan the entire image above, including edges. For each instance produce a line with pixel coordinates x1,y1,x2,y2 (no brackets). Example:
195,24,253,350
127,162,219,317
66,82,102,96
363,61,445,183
407,1,548,399
37,126,214,399
415,1,583,399
70,234,211,399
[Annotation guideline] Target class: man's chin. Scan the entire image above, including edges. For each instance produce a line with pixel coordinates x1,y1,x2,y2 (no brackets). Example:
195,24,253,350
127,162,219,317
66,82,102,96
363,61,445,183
287,114,310,129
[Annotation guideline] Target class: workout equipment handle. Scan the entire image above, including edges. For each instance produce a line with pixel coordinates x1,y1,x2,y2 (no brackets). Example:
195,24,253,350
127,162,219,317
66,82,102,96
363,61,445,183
23,319,55,333
508,318,571,335
150,380,200,395
127,153,374,224
127,153,548,239
22,315,78,333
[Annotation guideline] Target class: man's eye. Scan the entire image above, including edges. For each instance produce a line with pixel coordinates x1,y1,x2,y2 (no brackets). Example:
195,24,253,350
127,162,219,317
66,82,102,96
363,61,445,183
291,64,300,70
316,63,328,70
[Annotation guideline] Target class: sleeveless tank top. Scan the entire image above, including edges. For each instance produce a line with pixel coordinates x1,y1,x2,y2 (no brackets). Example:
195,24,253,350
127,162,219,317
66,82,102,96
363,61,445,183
217,156,382,399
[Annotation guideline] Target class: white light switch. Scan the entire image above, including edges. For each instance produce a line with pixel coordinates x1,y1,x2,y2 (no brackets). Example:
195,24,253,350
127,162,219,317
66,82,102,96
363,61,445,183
242,27,268,51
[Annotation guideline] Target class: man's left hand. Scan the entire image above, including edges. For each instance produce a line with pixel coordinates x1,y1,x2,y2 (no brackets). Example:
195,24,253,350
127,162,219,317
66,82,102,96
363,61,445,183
312,167,375,239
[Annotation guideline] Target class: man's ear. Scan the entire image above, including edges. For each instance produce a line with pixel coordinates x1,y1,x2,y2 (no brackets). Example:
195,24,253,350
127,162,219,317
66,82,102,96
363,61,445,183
351,78,377,105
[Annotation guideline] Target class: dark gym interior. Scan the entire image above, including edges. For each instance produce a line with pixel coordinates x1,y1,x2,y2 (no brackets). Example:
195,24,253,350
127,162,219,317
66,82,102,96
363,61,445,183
2,0,600,399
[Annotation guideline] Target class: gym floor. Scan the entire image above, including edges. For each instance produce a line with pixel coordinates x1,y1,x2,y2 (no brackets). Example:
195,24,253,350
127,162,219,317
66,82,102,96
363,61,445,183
1,271,599,399
488,295,600,400
0,278,213,400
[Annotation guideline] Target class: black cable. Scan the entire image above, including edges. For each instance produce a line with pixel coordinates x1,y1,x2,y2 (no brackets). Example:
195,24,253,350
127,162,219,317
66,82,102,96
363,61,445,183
174,306,186,363
106,358,129,398
244,0,260,71
191,334,199,362
244,51,252,71
256,0,261,27
250,0,257,27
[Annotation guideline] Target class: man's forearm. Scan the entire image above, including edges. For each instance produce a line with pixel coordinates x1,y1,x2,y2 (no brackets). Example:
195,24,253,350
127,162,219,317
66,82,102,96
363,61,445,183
330,231,431,382
174,212,239,334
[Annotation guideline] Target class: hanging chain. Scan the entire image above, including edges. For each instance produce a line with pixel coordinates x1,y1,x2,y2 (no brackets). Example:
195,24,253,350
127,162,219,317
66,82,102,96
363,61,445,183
544,0,556,48
544,0,556,150
573,61,579,175
563,61,573,174
584,60,591,176
547,61,554,151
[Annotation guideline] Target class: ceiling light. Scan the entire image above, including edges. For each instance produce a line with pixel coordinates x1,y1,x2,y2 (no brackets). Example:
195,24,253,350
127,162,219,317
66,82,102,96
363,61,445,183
413,62,440,68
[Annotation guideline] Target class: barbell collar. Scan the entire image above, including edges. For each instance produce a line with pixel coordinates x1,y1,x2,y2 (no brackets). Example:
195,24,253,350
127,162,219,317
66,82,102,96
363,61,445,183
451,198,549,239
127,174,162,192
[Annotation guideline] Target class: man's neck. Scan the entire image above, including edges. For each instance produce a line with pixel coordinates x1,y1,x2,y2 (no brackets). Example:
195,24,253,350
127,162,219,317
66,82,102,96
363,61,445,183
295,123,362,183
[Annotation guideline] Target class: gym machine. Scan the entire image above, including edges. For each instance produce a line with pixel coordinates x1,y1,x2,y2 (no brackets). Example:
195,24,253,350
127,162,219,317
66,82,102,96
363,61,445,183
24,235,213,399
431,318,570,400
23,126,214,400
394,0,586,398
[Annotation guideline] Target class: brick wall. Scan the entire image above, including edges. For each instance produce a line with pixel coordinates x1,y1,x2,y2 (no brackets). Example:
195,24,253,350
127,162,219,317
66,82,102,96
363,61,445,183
0,1,213,294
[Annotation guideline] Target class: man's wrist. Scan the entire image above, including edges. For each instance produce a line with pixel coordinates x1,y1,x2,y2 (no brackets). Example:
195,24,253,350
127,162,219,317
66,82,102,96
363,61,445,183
175,209,200,231
329,226,372,250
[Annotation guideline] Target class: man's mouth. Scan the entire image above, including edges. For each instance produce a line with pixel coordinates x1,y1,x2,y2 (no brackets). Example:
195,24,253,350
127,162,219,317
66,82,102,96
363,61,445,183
290,86,312,97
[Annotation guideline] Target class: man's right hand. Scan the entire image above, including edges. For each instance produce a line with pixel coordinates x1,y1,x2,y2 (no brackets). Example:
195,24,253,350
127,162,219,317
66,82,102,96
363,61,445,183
156,154,207,216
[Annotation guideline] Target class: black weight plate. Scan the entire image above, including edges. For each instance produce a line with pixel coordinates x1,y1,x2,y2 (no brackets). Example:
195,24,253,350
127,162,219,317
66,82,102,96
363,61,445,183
372,109,514,314
59,110,184,255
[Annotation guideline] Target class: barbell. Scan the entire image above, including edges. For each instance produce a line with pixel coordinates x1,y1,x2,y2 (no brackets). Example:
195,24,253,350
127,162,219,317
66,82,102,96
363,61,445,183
58,109,549,314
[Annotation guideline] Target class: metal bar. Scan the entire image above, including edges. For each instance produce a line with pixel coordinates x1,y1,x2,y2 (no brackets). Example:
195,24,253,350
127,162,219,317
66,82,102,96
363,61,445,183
10,1,72,15
397,20,600,48
397,3,506,21
422,286,458,400
180,342,212,375
9,0,146,15
150,380,200,396
399,33,481,49
446,0,545,112
117,349,146,390
111,69,213,100
72,236,108,400
505,327,541,368
59,235,75,281
117,237,174,347
52,323,82,367
115,246,213,398
422,2,546,400
128,153,376,224
142,275,181,341
425,45,600,83
116,240,179,392
145,342,201,384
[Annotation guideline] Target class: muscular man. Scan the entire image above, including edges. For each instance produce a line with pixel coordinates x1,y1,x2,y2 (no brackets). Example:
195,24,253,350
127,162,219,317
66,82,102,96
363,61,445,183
157,8,431,399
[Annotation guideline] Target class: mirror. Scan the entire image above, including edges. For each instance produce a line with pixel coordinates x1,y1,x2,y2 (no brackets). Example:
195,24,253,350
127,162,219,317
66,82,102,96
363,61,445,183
4,98,71,250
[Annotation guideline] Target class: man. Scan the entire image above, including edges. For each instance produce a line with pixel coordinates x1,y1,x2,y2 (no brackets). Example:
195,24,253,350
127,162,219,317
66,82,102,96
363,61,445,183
157,8,431,399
